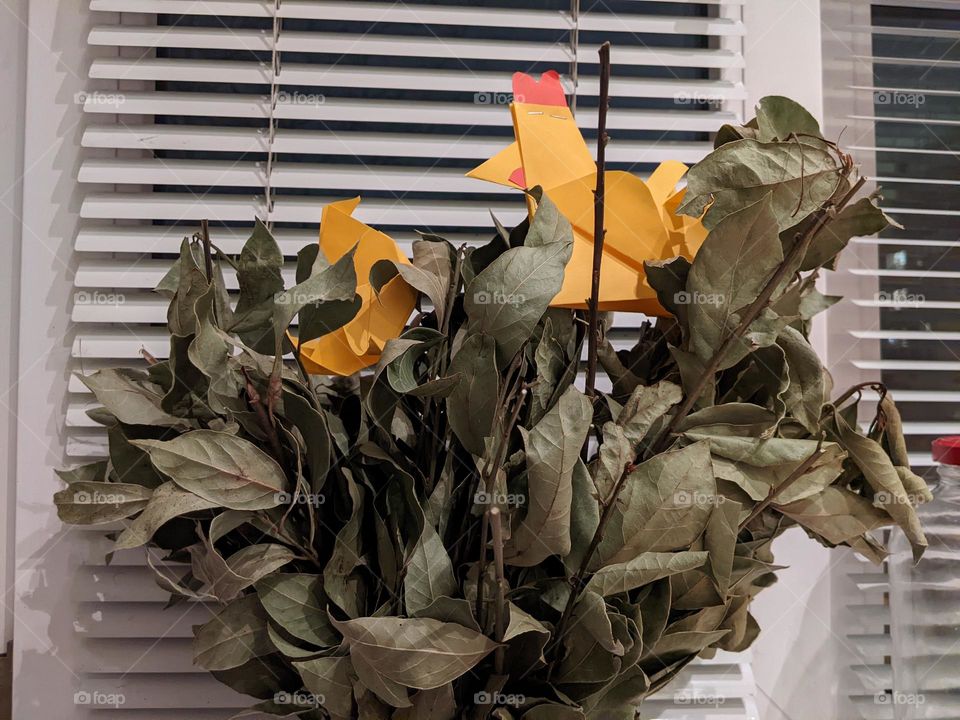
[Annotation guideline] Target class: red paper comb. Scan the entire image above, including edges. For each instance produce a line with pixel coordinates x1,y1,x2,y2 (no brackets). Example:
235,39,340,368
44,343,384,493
512,70,567,107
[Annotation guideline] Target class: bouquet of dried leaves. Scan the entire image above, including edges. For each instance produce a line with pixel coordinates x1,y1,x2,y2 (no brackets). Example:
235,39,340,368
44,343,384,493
55,94,929,720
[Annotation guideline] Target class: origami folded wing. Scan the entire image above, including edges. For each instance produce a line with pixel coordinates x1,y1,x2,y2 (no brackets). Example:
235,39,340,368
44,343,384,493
297,198,417,376
468,71,707,314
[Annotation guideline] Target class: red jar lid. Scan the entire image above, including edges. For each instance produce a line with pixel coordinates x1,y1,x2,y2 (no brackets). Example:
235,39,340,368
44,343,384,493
932,436,960,466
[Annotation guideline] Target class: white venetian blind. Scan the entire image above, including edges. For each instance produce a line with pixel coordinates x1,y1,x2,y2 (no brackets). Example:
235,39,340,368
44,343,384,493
70,1,757,717
823,0,960,717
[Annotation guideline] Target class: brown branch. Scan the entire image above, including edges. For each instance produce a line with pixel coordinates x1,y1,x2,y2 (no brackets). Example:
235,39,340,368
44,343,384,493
241,367,285,465
490,506,507,675
833,380,886,409
200,218,214,281
476,386,529,625
645,174,867,460
584,41,612,399
738,434,826,531
140,347,158,365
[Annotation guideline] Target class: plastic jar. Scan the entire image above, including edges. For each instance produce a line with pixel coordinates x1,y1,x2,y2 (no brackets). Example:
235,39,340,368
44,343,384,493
888,437,960,719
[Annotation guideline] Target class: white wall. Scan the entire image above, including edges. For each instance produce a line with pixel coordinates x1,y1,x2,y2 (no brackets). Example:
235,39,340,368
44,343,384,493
13,1,91,716
741,3,842,720
743,0,824,120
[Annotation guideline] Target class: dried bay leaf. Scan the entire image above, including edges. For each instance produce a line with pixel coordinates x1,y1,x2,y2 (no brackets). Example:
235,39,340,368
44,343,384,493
755,95,823,142
704,500,741,596
586,551,708,597
393,685,457,720
231,220,286,352
830,410,927,561
386,237,455,326
53,481,152,525
445,333,499,456
191,540,294,603
676,403,777,437
294,656,354,717
565,459,601,574
194,595,273,671
678,139,842,231
256,573,338,647
615,380,683,449
595,442,715,567
404,521,457,615
351,649,411,708
796,195,898,271
464,191,573,366
685,195,783,368
324,473,366,617
274,247,360,345
777,486,891,546
331,615,498,691
777,325,825,434
80,368,187,428
114,481,219,550
590,422,632,501
133,430,286,511
506,386,592,566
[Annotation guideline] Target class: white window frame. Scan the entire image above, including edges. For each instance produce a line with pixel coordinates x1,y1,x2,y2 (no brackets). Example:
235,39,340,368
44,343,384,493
0,0,28,663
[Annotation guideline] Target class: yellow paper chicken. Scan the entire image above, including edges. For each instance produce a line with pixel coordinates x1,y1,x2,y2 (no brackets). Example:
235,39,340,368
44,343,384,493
468,70,707,315
297,198,417,376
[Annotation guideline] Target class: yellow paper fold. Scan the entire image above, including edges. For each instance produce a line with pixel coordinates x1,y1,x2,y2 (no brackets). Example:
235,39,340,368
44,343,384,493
297,198,417,376
467,71,708,315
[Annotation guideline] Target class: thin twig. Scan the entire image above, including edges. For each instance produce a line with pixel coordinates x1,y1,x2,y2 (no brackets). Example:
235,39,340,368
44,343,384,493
833,380,886,409
424,246,466,491
476,387,529,625
140,347,158,365
490,506,507,674
241,367,286,465
738,433,826,531
584,41,612,399
200,219,214,281
645,174,867,460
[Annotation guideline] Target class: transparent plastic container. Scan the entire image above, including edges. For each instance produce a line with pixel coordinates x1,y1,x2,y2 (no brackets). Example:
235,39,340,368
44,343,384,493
889,437,960,719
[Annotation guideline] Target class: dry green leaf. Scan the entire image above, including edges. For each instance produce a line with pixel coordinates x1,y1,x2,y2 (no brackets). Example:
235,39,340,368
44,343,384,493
596,442,716,567
332,615,498,691
506,386,592,566
134,431,286,511
678,139,842,231
586,551,709,596
54,481,152,525
256,573,338,647
194,595,273,671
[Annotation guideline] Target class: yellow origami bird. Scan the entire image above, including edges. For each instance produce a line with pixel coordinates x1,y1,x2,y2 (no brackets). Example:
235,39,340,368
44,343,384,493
297,198,417,376
468,70,707,315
